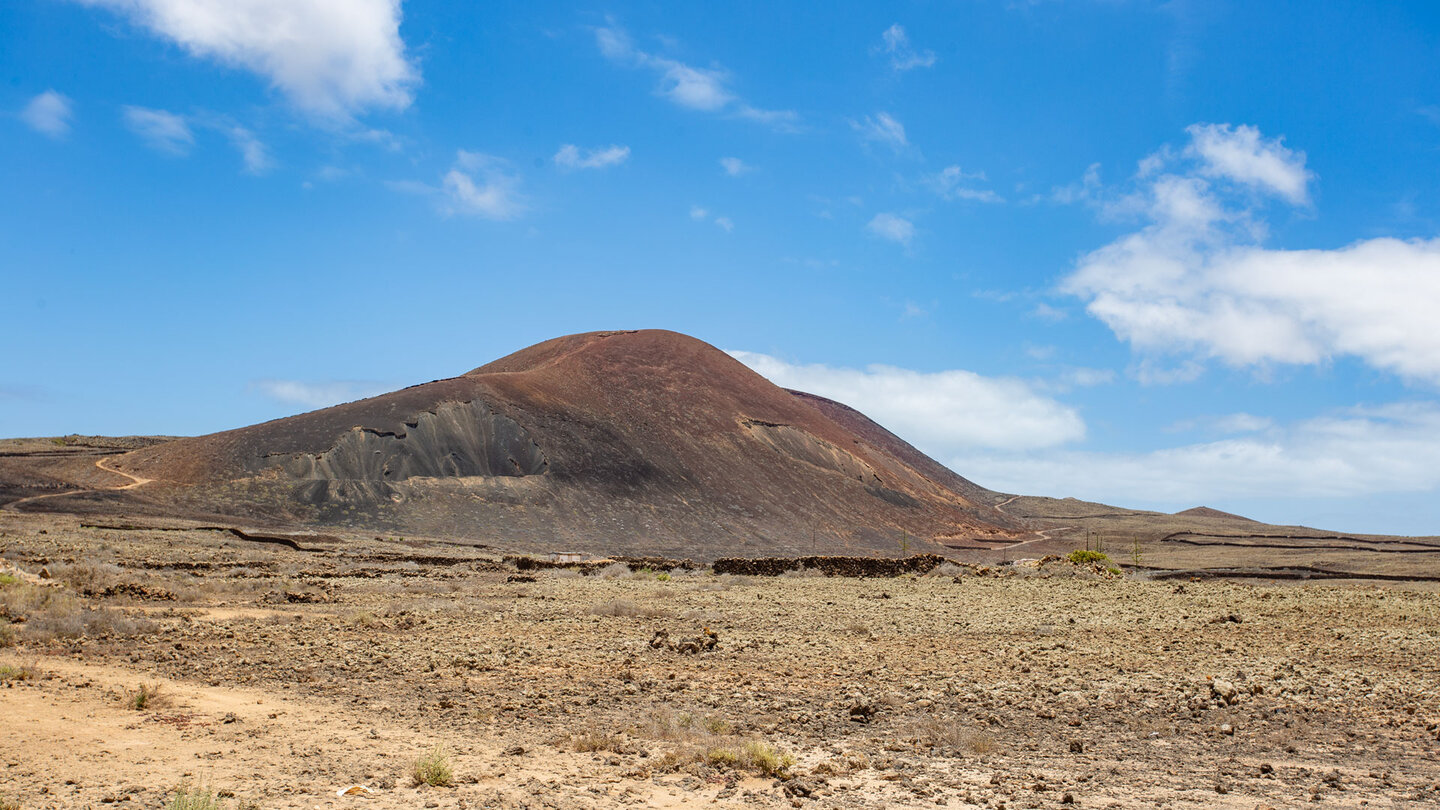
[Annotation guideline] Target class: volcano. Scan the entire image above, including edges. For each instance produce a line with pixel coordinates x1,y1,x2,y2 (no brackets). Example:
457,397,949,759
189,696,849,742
103,330,1023,558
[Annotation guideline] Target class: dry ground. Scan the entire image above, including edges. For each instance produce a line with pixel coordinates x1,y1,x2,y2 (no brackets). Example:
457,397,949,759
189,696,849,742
3,511,1439,809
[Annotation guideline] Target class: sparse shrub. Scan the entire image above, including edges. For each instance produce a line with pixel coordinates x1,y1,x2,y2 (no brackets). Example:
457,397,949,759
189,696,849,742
655,572,671,582
127,682,167,711
0,573,19,586
0,578,155,641
812,750,870,776
927,562,966,578
1066,550,1110,566
703,747,740,767
168,784,220,810
51,561,126,594
0,796,21,810
743,740,796,777
411,745,454,787
564,726,625,752
702,715,732,735
910,716,999,756
0,663,35,683
0,620,15,648
594,562,631,580
781,566,825,579
698,741,794,777
842,622,872,637
349,611,383,629
589,599,671,619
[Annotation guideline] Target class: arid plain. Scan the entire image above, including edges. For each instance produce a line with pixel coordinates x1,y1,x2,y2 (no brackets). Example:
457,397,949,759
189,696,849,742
4,506,1440,809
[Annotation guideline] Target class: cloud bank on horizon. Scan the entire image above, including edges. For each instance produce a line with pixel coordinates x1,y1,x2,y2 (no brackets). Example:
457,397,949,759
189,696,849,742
8,1,1440,534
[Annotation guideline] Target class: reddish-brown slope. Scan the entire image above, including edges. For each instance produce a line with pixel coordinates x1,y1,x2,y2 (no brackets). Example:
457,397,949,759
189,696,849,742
112,330,1025,558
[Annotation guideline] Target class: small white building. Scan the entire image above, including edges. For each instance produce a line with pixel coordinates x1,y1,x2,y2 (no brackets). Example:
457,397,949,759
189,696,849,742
549,551,583,564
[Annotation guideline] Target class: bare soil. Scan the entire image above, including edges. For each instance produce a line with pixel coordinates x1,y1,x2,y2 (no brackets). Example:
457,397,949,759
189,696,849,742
3,511,1439,809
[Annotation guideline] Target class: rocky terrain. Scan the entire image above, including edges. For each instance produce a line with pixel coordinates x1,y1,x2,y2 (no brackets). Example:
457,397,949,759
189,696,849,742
3,510,1439,809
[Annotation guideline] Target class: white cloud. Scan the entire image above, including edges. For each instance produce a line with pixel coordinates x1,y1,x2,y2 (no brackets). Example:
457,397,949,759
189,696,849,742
1045,163,1101,205
729,351,1086,452
1212,412,1273,434
122,105,194,154
594,22,797,131
1185,123,1311,204
252,379,389,409
21,91,74,138
962,402,1440,503
1063,123,1440,385
122,107,272,172
442,150,524,220
734,105,800,130
719,156,751,176
852,112,908,151
77,0,417,121
554,143,630,170
927,165,1002,203
221,123,272,173
866,213,915,247
689,205,732,231
879,24,935,71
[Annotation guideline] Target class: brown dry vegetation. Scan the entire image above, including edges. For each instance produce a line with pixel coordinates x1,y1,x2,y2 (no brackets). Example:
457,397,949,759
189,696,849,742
2,511,1439,809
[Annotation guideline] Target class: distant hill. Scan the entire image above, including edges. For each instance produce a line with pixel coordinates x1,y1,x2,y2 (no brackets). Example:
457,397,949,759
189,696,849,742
104,330,1025,558
1174,506,1259,523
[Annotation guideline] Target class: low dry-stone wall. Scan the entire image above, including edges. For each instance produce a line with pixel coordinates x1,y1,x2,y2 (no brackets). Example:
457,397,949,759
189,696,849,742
712,554,950,578
506,555,703,574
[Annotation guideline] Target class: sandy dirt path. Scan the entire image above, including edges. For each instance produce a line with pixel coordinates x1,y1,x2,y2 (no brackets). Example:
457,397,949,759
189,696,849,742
3,456,150,513
0,654,770,809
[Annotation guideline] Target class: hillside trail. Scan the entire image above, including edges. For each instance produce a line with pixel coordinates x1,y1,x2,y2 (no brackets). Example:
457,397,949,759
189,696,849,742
2,455,151,513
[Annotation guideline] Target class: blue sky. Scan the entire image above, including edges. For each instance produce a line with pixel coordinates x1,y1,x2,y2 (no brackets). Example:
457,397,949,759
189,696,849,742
5,1,1440,534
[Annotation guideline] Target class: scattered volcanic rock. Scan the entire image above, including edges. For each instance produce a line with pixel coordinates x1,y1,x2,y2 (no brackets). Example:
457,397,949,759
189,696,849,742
99,330,1027,558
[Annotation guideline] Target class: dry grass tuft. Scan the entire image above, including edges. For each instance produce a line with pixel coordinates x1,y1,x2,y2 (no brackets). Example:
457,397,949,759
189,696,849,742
0,662,36,683
126,682,168,711
909,716,999,755
167,784,220,810
411,745,454,786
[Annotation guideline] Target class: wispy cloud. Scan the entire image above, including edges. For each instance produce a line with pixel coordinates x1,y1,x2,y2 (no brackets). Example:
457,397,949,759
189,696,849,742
122,106,194,155
442,151,525,220
879,24,935,71
852,112,908,152
217,122,273,174
251,378,391,410
594,21,798,131
553,143,631,170
77,0,417,121
719,156,752,176
122,107,273,172
20,90,73,138
866,212,915,247
690,205,733,232
925,165,1002,203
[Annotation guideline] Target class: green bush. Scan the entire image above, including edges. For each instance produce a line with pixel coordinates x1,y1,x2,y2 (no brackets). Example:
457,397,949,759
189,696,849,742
1066,550,1110,565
